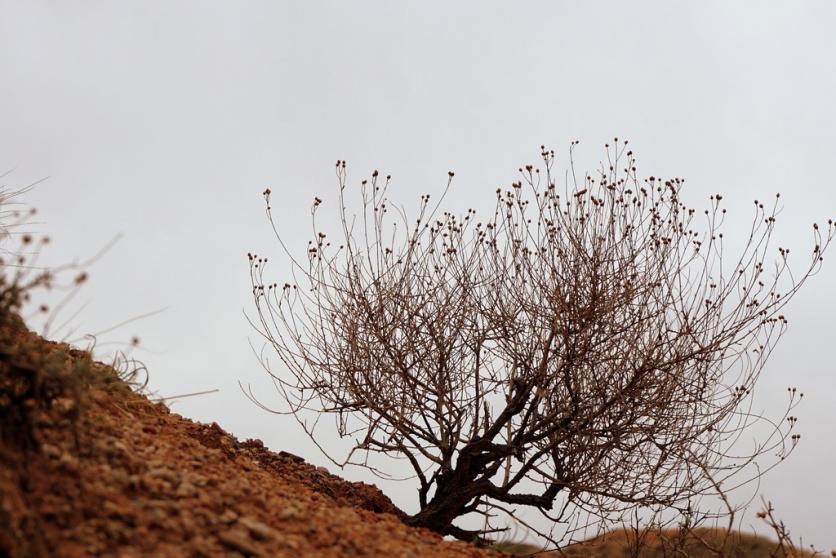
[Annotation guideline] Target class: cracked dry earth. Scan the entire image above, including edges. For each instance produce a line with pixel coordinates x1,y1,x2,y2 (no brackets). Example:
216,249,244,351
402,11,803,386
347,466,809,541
0,320,496,558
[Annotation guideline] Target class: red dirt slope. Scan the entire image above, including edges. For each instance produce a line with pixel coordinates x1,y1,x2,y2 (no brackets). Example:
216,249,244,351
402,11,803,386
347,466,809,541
496,527,821,557
0,316,494,557
556,527,818,558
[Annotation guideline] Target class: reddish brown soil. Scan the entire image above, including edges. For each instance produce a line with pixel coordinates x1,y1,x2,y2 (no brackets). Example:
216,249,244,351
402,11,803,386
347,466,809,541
497,526,822,557
0,318,495,557
559,527,820,558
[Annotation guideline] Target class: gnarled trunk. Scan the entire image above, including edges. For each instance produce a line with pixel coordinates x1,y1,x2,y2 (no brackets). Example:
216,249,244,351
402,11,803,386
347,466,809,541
404,453,491,538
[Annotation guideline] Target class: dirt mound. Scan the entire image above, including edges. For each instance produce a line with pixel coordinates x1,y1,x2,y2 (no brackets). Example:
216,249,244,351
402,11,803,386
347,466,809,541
496,527,820,557
0,316,494,557
560,527,819,558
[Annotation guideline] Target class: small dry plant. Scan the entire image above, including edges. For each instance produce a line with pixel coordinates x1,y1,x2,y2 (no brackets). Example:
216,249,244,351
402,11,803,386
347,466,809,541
754,500,829,558
619,499,829,558
248,141,834,545
0,179,147,451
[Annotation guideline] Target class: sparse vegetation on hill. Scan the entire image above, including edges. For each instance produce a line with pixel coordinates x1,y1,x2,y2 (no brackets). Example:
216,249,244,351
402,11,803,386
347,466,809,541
0,187,499,557
2,315,829,556
0,168,832,557
0,318,499,556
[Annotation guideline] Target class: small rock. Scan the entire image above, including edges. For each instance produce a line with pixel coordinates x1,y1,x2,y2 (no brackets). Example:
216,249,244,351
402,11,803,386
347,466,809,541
59,452,78,470
176,481,197,498
102,501,122,516
237,517,275,541
41,443,61,459
53,396,77,416
277,502,302,520
110,440,128,453
148,505,168,524
238,458,258,472
127,474,140,490
33,409,53,427
188,541,212,558
146,466,178,484
219,509,239,524
217,529,263,557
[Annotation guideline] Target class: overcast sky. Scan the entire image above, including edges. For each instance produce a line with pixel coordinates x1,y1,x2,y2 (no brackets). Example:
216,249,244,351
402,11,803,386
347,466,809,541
2,0,835,547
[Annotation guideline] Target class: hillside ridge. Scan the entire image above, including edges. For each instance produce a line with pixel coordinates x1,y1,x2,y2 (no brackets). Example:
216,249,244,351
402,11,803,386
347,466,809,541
0,316,494,557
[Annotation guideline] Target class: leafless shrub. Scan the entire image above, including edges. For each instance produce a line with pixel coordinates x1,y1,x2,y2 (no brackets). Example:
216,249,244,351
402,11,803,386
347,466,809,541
248,141,834,545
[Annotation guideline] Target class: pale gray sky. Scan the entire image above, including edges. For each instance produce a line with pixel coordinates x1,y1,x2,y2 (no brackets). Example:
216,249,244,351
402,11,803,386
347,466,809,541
1,0,834,547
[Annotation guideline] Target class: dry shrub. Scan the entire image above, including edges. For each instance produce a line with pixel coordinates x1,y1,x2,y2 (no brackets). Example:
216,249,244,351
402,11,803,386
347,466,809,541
249,141,834,545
